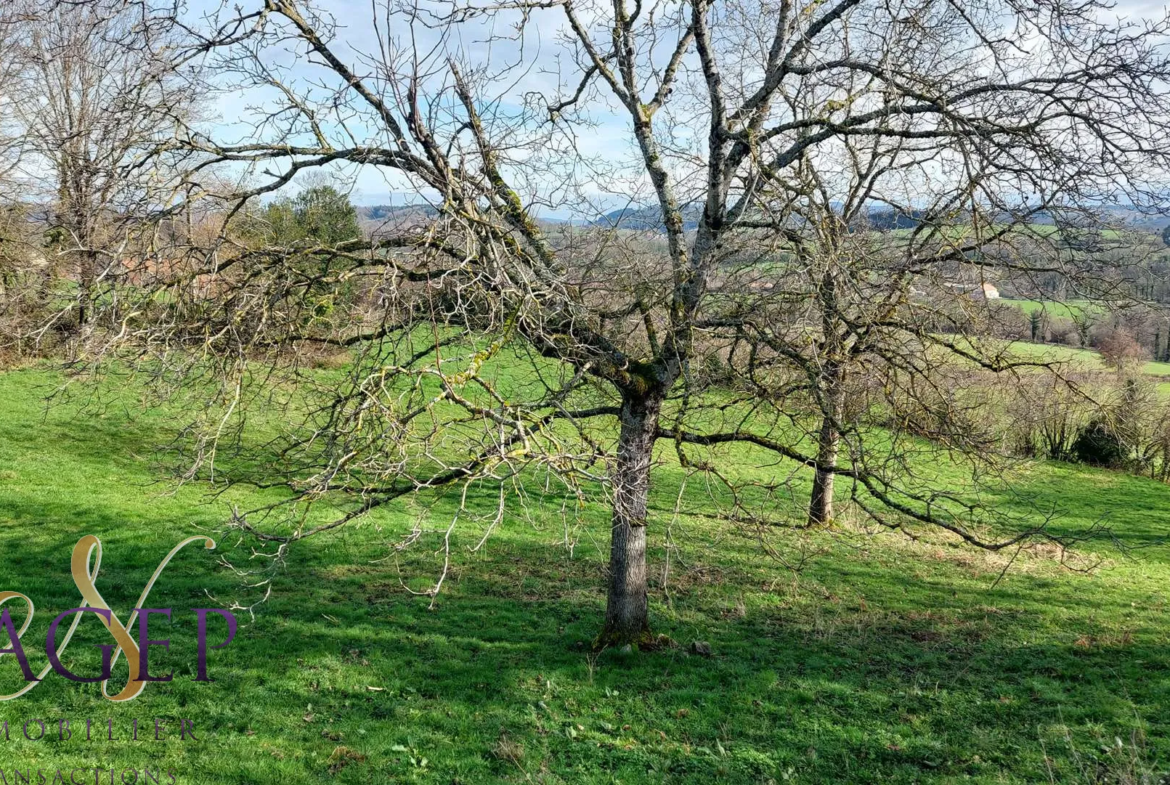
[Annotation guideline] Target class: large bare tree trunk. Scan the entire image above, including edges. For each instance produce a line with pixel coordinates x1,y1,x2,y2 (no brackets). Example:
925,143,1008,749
59,176,96,329
601,390,662,647
808,365,843,527
808,420,840,526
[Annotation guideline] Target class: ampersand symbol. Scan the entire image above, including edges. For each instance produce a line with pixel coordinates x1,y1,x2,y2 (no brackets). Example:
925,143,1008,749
0,535,217,701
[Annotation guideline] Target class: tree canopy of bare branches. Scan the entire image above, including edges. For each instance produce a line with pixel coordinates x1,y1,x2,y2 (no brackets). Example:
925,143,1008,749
8,0,197,331
66,0,1170,644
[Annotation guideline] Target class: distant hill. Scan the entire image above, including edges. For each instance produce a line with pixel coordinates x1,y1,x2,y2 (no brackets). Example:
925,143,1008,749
589,204,927,232
865,205,1170,232
588,205,939,232
357,204,438,222
357,204,438,238
863,208,930,231
358,204,569,233
590,204,704,231
362,201,1170,236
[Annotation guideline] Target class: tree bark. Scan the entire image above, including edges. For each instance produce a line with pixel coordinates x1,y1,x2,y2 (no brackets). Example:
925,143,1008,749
807,419,840,526
601,390,662,647
77,251,94,327
808,365,843,527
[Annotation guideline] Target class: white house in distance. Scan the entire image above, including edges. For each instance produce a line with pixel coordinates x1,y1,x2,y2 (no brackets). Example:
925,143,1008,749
944,281,1000,301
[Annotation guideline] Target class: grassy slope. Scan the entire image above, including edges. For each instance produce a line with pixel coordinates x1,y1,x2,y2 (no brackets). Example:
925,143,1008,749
1007,339,1170,379
2,368,1170,783
998,298,1102,322
999,300,1170,382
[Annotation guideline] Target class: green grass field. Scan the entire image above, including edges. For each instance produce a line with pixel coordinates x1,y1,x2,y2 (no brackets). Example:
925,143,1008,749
998,298,1102,322
1007,340,1170,378
2,366,1170,783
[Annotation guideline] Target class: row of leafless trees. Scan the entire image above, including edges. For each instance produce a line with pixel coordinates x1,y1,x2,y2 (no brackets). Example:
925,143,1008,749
3,0,1170,643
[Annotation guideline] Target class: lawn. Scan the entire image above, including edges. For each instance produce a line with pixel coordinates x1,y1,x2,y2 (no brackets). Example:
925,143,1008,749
2,366,1170,783
999,298,1103,322
1008,339,1170,378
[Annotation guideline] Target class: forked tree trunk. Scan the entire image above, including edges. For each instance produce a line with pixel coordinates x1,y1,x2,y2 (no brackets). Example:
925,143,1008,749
808,366,844,527
600,390,662,647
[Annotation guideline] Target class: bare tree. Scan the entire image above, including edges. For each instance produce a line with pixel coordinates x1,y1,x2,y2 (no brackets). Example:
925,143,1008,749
0,3,28,196
701,157,1154,528
77,0,1170,645
14,0,194,329
1097,327,1148,372
0,0,33,267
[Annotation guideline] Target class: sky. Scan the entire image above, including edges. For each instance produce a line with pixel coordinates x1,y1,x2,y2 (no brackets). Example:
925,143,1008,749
192,0,1170,218
194,0,644,217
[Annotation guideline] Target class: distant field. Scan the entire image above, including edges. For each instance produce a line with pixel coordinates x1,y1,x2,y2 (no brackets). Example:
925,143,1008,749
1008,339,1170,378
998,298,1102,321
888,224,1136,245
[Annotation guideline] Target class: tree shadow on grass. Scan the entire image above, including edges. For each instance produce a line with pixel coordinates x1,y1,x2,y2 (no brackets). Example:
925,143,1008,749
2,523,1167,784
2,368,1168,783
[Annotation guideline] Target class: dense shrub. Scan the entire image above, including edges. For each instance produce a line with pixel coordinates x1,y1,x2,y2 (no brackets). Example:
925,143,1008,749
1047,317,1078,345
1071,419,1126,467
1002,373,1096,461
